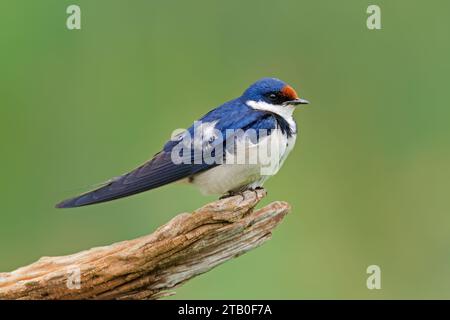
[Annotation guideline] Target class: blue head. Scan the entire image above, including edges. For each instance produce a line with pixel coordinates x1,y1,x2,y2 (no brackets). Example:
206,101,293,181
241,77,309,106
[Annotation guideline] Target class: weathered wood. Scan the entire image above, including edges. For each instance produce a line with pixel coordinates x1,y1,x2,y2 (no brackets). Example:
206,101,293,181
0,189,290,300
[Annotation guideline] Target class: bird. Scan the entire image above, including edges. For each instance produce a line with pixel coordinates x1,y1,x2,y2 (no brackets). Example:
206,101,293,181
56,77,309,208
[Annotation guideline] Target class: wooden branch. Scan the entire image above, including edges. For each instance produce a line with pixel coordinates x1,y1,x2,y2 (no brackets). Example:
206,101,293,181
0,189,290,300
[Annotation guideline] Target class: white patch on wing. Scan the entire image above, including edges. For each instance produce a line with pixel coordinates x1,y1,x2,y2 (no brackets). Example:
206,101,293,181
191,124,297,195
192,120,220,150
246,100,297,131
201,120,219,140
186,108,298,195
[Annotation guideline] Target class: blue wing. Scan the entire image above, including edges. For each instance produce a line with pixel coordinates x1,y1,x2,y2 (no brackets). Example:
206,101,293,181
56,99,277,208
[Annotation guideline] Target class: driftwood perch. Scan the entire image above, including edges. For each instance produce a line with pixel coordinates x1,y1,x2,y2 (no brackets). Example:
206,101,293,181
0,189,291,300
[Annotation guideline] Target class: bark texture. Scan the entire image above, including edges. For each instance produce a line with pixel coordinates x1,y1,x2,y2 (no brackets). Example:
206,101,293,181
0,189,290,300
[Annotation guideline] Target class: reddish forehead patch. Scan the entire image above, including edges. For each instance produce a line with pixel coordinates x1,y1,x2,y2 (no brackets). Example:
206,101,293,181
281,85,299,100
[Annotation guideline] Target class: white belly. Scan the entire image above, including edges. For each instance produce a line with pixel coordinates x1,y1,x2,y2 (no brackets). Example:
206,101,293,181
190,129,296,195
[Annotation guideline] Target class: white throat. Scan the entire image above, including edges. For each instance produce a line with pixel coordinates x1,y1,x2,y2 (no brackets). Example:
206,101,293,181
246,100,296,130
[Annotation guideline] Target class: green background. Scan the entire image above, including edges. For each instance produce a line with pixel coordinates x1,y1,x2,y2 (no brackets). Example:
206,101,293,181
1,0,449,299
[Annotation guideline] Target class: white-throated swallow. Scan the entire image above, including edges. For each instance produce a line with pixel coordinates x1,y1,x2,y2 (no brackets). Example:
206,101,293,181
56,77,309,208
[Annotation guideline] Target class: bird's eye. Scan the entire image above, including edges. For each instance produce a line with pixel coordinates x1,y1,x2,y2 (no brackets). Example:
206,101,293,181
268,93,277,101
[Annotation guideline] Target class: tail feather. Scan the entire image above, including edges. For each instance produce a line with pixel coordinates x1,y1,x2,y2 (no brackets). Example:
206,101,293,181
55,181,152,208
55,151,210,208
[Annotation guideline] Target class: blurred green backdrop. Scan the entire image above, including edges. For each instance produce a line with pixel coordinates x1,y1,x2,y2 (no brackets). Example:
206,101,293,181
1,0,450,299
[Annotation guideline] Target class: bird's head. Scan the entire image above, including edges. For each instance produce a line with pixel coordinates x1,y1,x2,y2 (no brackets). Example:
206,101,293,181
242,78,309,108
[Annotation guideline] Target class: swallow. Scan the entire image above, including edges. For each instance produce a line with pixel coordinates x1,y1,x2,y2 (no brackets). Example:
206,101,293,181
56,77,309,208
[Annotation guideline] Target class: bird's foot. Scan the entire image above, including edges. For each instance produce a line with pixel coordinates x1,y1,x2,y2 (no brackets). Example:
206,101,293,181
219,190,246,201
248,186,265,198
220,191,240,200
220,187,265,201
251,186,264,191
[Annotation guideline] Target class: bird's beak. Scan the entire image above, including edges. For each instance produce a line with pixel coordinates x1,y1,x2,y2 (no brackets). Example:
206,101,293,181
283,98,310,106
